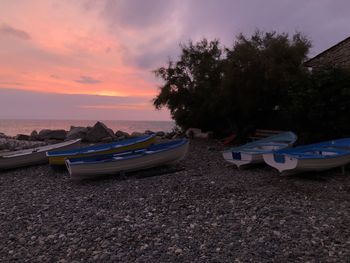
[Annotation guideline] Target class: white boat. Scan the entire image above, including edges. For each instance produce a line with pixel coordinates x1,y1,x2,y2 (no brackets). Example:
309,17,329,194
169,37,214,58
222,132,297,168
66,139,189,180
263,138,350,175
0,139,81,170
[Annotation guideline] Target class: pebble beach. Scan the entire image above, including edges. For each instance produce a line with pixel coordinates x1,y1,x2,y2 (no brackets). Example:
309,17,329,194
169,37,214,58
0,139,349,262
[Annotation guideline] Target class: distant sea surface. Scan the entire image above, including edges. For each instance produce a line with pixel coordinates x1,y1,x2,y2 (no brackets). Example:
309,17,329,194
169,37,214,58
0,119,175,136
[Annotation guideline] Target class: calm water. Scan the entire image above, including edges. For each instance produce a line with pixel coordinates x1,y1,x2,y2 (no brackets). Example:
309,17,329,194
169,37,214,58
0,119,175,136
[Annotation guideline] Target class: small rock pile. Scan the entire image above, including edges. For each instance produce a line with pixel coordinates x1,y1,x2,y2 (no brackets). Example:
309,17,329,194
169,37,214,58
0,121,182,151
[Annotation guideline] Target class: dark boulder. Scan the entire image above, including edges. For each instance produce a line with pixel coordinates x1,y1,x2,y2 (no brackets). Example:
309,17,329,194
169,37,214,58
30,130,39,141
66,126,88,140
38,129,67,140
156,131,165,137
130,132,144,138
15,134,30,141
115,130,130,140
85,122,115,142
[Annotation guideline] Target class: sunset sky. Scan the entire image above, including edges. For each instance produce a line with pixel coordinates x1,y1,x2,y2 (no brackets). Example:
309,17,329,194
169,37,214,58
1,0,349,120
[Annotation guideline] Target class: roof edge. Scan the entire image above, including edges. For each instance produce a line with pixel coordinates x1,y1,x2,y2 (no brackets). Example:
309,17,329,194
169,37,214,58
304,36,350,67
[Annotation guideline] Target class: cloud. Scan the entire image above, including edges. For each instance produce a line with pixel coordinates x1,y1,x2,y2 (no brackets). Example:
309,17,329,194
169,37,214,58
0,24,31,40
74,75,102,84
102,0,178,29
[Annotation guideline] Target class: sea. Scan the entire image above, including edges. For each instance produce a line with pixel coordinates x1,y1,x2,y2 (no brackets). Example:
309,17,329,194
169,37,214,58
0,119,175,137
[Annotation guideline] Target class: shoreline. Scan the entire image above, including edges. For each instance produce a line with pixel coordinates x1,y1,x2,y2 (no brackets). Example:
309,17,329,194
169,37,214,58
0,119,175,137
0,139,349,262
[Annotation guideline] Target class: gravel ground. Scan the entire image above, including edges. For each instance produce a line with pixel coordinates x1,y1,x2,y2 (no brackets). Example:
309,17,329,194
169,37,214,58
0,139,349,262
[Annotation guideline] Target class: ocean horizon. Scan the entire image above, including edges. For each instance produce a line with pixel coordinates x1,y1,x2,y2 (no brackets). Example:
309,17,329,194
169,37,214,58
0,119,175,137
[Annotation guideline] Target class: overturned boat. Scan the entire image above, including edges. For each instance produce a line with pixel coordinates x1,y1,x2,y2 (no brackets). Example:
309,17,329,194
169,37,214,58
222,132,297,168
47,134,156,166
66,139,189,180
263,137,350,175
0,139,81,170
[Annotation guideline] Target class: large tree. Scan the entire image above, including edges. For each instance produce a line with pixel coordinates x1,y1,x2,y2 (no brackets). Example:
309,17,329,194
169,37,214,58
153,31,311,135
221,31,311,131
153,39,224,131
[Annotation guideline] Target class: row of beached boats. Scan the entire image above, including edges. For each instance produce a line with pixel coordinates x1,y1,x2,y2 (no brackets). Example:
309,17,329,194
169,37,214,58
0,134,189,180
223,131,350,175
1,130,350,179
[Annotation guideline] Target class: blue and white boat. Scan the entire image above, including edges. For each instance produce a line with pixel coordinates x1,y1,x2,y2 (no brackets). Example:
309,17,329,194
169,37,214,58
47,134,156,166
65,139,189,180
222,132,297,168
263,138,350,174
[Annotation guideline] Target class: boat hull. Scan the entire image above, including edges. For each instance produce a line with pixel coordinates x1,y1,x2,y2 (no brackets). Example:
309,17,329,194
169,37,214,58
263,152,350,175
66,140,189,180
0,139,81,170
48,136,156,165
222,133,296,168
222,151,262,168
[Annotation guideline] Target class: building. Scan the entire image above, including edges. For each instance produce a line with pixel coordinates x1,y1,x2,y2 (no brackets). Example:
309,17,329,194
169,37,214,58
304,36,350,70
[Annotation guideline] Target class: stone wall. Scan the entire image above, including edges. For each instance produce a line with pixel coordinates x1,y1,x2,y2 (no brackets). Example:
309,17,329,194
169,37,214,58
306,37,350,70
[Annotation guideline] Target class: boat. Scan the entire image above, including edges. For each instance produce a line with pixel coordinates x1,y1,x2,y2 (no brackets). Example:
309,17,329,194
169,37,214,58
47,134,156,166
65,139,189,180
263,137,350,175
222,132,297,168
0,139,81,170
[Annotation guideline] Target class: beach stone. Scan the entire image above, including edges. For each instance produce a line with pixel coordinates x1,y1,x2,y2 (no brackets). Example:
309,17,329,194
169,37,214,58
165,132,176,139
15,134,30,141
66,126,88,140
144,130,155,135
130,132,144,138
85,122,115,142
101,136,114,143
38,129,67,140
30,130,39,141
156,131,165,137
115,130,130,139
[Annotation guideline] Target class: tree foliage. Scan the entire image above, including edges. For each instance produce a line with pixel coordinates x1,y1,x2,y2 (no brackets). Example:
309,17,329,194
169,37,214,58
153,39,224,131
221,31,311,131
153,31,350,141
283,67,350,142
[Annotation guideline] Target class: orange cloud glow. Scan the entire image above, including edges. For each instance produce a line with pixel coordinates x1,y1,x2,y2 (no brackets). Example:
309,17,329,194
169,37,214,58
0,0,169,99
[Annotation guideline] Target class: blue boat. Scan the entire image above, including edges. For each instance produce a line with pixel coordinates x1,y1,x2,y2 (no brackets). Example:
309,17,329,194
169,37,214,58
65,139,189,180
263,137,350,174
47,134,156,165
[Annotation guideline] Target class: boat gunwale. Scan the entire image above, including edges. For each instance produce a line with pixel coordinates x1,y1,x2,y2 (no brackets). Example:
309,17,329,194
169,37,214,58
222,131,297,155
46,134,155,157
66,139,189,166
0,139,81,158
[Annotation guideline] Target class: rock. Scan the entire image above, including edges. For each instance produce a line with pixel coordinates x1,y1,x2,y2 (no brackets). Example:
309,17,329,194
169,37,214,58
66,126,88,140
144,130,154,135
156,131,165,137
115,130,130,139
165,132,176,139
38,129,67,140
101,136,114,143
174,248,183,254
15,134,30,141
30,130,39,141
85,122,115,142
130,132,144,138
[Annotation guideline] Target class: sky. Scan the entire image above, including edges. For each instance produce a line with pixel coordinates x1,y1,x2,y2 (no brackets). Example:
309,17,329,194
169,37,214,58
0,0,349,120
